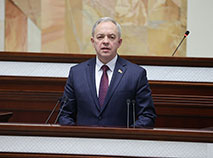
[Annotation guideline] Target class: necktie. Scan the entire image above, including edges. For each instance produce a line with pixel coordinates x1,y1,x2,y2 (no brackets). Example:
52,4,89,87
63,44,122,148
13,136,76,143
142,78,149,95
99,65,109,106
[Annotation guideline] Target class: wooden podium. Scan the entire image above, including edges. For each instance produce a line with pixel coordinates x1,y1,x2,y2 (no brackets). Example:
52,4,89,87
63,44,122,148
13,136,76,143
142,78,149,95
0,123,212,158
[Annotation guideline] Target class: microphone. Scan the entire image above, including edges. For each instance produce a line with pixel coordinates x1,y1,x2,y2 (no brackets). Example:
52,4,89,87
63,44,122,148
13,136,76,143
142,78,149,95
54,96,68,124
132,100,136,128
172,30,190,56
45,97,62,124
126,99,131,128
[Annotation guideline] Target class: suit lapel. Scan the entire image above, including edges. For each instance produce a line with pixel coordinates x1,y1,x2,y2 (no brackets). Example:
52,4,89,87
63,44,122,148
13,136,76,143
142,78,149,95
101,57,127,111
86,58,101,111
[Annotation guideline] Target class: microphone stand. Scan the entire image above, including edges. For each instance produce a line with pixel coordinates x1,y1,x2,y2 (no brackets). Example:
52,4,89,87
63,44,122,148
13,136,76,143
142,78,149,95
54,97,68,124
126,99,131,128
132,100,136,128
45,97,62,124
172,36,186,56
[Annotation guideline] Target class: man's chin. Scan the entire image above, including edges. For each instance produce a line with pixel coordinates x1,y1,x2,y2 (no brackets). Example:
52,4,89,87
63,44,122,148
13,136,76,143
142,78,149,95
98,53,114,63
101,50,111,54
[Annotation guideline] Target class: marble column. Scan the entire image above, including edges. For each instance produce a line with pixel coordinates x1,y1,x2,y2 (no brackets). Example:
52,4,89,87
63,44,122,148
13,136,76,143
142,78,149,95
5,0,27,52
41,0,65,53
0,0,5,51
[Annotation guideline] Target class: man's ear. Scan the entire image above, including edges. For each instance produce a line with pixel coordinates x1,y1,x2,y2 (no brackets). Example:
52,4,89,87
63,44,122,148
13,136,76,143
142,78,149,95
91,37,94,43
118,38,122,46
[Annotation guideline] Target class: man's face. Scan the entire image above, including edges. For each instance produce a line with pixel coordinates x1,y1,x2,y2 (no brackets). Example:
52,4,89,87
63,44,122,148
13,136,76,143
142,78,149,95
91,21,122,64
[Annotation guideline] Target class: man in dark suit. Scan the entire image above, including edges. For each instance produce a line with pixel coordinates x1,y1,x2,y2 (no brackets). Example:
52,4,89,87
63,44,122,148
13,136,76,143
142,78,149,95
58,17,156,128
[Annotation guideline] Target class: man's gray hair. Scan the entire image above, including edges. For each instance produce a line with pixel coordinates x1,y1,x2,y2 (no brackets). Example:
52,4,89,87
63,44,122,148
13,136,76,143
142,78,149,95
92,17,122,38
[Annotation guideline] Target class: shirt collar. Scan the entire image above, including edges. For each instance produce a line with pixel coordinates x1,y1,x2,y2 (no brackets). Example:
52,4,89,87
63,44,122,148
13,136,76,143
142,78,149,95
96,55,118,72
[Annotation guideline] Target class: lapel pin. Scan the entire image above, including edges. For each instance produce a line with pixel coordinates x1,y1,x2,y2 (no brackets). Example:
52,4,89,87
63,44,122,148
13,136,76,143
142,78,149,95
118,69,123,74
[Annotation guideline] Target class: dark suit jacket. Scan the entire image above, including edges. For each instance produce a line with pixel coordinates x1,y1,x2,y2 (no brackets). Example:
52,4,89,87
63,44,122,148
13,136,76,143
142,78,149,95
58,56,156,128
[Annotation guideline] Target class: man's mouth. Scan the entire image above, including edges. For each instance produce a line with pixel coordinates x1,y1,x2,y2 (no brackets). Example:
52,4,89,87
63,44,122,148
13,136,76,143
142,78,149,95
101,47,111,50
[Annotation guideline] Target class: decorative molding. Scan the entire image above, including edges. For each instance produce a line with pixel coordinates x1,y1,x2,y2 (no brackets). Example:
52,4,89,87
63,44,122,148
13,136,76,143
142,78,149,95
1,51,213,67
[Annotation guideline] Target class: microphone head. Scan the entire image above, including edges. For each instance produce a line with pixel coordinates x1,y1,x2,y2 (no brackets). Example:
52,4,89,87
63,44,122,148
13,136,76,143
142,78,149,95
184,30,190,37
126,99,131,104
132,100,136,104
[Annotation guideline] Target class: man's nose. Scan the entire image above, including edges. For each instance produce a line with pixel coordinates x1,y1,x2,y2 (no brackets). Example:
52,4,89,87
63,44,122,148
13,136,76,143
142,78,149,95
103,36,109,44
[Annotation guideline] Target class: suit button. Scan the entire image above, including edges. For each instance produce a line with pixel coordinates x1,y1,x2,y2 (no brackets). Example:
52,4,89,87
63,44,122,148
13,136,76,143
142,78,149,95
98,116,102,120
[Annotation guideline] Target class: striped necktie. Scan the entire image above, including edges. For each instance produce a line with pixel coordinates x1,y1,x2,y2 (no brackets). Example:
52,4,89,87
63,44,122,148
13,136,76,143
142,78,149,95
99,65,109,106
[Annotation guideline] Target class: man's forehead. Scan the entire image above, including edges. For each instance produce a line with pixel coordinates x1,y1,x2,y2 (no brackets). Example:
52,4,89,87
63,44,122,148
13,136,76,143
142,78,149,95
95,22,118,34
97,21,117,28
96,32,116,35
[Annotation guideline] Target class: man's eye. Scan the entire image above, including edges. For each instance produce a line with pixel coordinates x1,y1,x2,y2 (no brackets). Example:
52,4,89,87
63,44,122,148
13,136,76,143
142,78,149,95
109,35,116,40
97,35,104,39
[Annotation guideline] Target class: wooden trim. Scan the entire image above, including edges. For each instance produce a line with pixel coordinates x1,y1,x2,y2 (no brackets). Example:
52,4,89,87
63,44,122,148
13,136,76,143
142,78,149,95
1,51,213,67
0,123,213,143
0,76,66,91
150,80,213,86
0,152,124,158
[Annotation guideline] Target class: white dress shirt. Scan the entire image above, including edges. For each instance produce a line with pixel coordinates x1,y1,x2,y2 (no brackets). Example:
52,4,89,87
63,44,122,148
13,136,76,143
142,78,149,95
95,55,117,97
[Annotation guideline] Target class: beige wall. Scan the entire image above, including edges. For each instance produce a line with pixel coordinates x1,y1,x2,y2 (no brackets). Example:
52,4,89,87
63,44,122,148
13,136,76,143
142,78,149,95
187,0,213,57
2,0,187,56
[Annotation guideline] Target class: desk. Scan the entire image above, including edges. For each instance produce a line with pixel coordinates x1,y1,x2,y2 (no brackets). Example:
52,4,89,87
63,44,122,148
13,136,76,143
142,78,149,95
0,123,213,158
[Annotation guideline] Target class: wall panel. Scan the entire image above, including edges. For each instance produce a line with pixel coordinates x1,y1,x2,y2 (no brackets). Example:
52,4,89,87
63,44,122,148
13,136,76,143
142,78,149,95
0,76,212,129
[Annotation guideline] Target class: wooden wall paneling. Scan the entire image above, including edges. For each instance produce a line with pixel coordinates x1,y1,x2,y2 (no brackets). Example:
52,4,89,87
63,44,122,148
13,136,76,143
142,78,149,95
150,81,213,95
0,76,65,123
0,90,62,123
0,76,213,128
0,76,66,91
150,81,213,128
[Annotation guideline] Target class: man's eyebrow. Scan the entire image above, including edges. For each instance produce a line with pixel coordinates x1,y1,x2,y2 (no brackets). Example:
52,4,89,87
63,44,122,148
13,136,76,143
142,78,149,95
96,33,117,37
108,33,115,35
96,33,104,36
